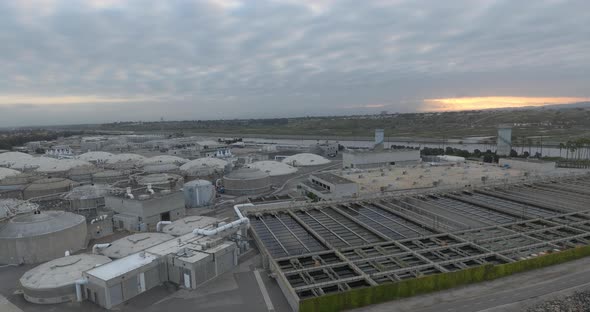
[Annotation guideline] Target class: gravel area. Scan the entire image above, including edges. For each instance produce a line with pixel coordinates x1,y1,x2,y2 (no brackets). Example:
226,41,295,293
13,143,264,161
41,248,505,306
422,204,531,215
527,291,590,312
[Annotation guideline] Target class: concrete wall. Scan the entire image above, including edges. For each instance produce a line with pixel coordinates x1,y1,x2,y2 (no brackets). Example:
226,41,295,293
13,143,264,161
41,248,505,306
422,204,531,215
0,221,87,264
84,259,161,309
343,150,420,169
224,177,271,195
87,218,113,240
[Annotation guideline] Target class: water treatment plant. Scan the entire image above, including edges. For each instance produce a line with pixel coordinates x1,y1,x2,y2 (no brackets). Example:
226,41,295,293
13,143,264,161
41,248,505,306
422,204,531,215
0,130,590,312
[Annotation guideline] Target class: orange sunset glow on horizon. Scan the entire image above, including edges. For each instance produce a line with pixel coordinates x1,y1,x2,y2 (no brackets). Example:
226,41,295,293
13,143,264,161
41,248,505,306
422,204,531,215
422,96,590,112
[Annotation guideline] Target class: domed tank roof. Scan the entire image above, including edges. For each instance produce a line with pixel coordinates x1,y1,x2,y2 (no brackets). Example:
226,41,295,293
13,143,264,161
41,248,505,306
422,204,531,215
105,153,145,164
143,163,179,173
247,161,297,176
77,152,114,162
35,159,92,173
20,254,111,290
0,199,38,221
180,158,228,171
0,167,21,180
92,170,125,178
143,155,188,166
24,177,74,192
225,168,269,180
281,153,330,167
0,152,33,167
99,233,174,259
0,211,85,239
65,184,111,200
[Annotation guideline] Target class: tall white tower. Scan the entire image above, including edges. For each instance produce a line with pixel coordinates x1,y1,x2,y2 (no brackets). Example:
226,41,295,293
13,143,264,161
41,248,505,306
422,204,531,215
497,124,512,156
374,129,384,150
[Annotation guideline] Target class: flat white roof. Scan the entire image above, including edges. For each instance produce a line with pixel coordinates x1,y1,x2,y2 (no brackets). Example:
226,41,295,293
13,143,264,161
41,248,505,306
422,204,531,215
85,252,158,281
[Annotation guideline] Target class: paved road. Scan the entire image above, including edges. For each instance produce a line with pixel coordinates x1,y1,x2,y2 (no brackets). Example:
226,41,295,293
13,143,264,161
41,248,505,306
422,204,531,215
353,256,590,312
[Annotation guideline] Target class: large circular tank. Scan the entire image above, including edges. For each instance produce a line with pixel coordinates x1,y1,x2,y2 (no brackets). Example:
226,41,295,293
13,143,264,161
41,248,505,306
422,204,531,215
0,167,21,180
180,158,228,179
0,152,33,167
0,199,37,221
281,153,330,167
92,170,127,184
20,254,111,304
0,211,87,264
34,159,92,178
136,173,184,191
223,168,271,195
184,180,215,208
23,177,74,200
104,153,145,170
143,163,180,174
77,151,114,163
247,161,297,176
98,233,174,259
68,165,99,183
64,185,110,218
142,155,188,166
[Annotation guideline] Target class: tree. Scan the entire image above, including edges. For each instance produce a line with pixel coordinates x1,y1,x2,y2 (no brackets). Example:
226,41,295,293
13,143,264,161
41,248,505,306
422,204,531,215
523,151,530,158
509,149,518,157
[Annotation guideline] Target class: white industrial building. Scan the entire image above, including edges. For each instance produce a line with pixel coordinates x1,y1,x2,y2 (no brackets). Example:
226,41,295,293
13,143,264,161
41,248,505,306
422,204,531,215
78,206,250,309
299,172,359,200
342,149,421,169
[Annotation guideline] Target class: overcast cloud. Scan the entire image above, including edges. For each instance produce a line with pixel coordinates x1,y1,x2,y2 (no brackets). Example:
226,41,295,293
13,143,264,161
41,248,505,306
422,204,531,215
0,0,589,126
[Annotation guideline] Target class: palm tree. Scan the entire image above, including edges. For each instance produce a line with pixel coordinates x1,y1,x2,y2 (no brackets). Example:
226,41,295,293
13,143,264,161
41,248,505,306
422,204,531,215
559,142,564,158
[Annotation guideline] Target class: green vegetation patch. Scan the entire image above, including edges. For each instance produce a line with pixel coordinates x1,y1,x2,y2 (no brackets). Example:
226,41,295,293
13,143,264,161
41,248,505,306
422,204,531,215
299,245,590,312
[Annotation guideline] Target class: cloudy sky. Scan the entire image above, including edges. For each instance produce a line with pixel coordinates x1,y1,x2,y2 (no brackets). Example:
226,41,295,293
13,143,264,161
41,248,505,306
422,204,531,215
1,0,589,126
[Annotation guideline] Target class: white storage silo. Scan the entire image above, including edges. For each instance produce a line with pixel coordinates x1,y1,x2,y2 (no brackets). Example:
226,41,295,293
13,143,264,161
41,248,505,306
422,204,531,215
184,180,215,208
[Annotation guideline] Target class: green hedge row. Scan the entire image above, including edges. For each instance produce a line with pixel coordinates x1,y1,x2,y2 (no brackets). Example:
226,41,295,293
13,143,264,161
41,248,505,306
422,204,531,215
299,245,590,312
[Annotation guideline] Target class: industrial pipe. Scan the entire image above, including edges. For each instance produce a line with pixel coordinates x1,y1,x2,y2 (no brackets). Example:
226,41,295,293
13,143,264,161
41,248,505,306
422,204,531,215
92,243,111,254
192,203,253,236
75,278,88,302
156,221,172,232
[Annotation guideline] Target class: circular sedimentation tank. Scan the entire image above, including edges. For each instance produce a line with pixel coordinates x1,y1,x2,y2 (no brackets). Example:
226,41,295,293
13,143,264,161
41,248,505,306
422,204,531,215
143,163,180,174
19,254,111,304
99,233,174,259
180,157,228,178
0,167,21,180
136,173,184,190
77,151,114,163
281,153,330,167
223,168,271,195
92,170,127,184
0,152,33,167
0,211,87,264
68,165,99,183
23,177,74,200
247,161,297,176
142,155,188,166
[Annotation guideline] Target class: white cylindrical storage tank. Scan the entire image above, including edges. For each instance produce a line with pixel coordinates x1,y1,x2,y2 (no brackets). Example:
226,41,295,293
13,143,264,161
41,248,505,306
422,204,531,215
23,177,74,200
223,168,271,196
184,180,215,208
0,211,87,264
19,254,111,304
